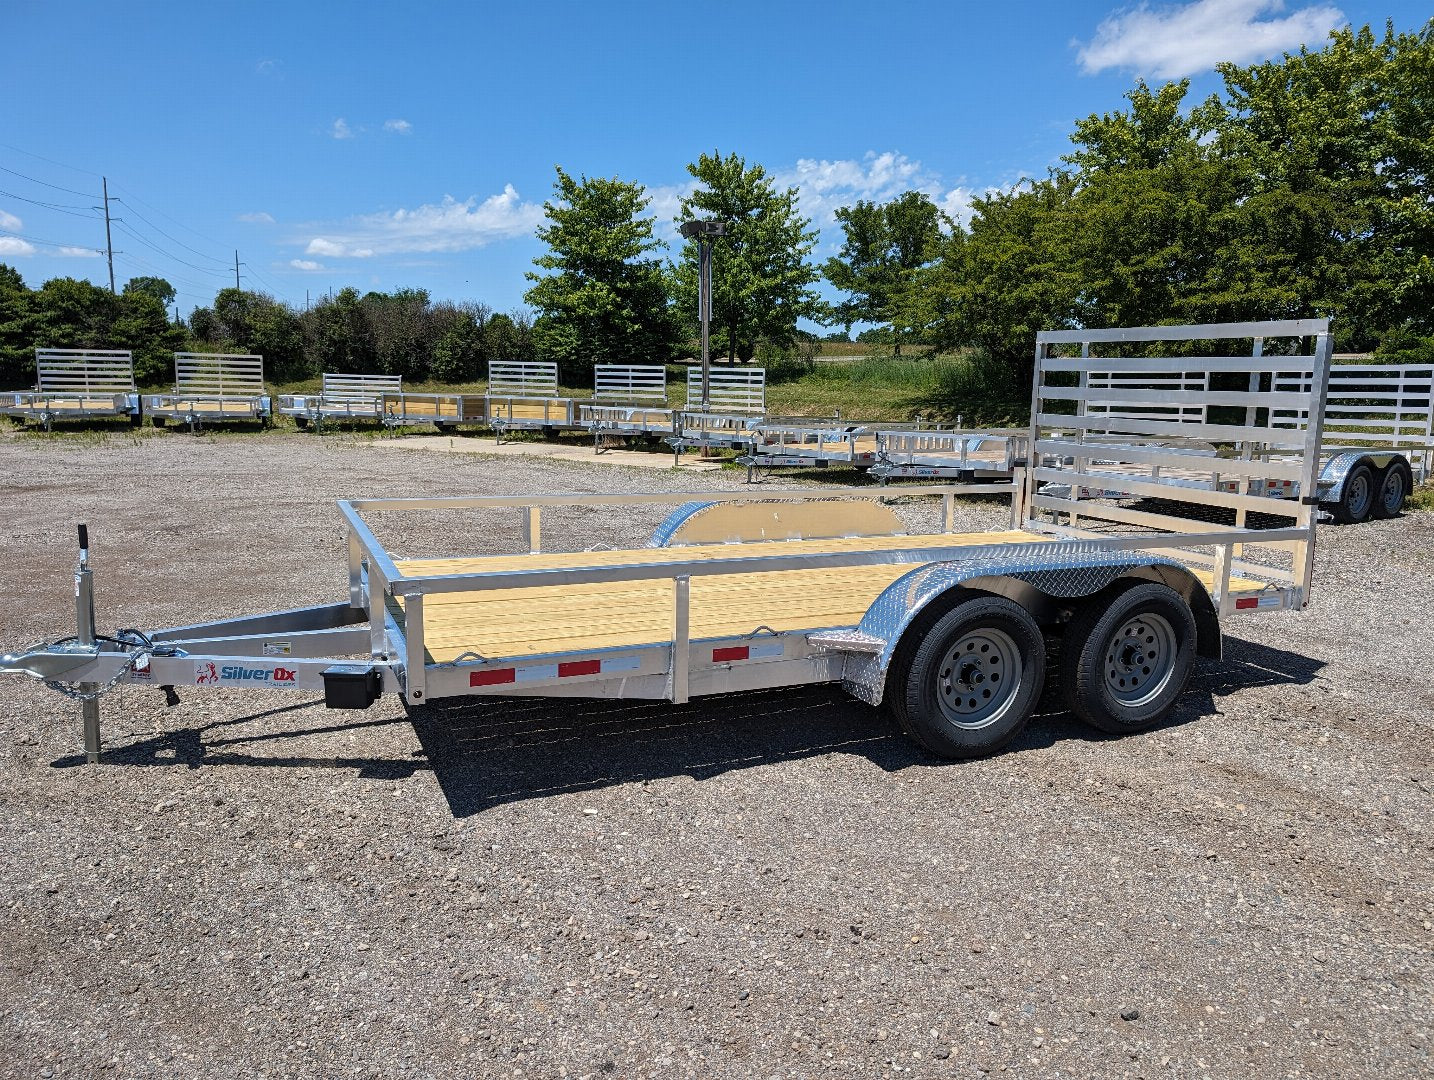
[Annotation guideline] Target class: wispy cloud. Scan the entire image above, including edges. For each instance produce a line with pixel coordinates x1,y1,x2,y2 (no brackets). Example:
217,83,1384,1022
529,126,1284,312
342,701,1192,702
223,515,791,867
0,236,35,256
1076,0,1345,79
57,246,99,258
256,58,281,76
0,209,23,231
383,119,413,134
238,211,276,224
289,258,324,271
331,118,354,140
777,151,934,226
300,186,543,257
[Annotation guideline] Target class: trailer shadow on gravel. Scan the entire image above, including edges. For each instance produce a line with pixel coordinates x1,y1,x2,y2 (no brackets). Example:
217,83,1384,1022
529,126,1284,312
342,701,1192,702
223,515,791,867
47,635,1324,818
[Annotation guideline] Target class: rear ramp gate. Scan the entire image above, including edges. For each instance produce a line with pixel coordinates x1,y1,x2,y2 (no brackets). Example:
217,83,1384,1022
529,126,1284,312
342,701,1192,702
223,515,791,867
669,367,767,459
146,352,269,429
486,361,575,440
3,321,1333,765
278,373,403,430
581,364,674,449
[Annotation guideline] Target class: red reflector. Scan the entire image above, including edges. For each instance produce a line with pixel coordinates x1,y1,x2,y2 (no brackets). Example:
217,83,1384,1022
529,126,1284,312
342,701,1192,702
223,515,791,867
1234,598,1258,610
558,659,602,678
469,668,517,686
712,646,750,662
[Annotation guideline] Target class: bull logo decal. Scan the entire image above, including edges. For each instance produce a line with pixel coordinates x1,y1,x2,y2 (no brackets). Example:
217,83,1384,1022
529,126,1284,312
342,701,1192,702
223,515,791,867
195,662,220,685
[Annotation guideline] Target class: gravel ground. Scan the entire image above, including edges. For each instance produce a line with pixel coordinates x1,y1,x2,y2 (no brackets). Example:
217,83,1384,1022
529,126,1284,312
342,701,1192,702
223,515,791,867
0,428,1431,1080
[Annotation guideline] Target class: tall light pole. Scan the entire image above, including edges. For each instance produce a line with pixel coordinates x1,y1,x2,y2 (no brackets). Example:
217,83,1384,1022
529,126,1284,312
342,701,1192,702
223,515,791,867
680,219,726,409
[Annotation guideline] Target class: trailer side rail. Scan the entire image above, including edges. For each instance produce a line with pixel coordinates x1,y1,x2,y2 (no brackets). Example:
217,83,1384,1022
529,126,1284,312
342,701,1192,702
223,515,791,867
3,349,139,427
277,373,403,427
1272,363,1434,476
145,352,269,427
581,365,675,445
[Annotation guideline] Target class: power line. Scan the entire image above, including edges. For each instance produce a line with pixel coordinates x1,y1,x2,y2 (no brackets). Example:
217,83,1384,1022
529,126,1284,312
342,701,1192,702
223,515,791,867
0,163,95,199
0,188,99,217
114,196,229,266
0,142,100,179
113,221,231,277
109,180,229,249
0,227,101,252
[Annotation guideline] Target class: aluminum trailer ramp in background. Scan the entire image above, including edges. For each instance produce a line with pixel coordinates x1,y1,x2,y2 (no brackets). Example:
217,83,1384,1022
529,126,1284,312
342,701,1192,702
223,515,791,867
3,349,139,429
4,320,1334,767
145,352,270,429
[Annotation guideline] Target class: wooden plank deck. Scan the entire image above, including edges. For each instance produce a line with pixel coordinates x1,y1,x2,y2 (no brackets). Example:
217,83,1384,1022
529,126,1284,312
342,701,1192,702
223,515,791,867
389,531,1271,663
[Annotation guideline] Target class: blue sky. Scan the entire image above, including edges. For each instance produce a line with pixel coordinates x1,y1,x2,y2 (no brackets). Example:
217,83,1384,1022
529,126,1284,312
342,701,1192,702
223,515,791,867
3,0,1428,321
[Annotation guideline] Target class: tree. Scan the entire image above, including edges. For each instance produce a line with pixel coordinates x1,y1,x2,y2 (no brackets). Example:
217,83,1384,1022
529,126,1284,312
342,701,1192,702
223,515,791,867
362,287,435,379
113,288,184,384
430,301,491,383
0,263,34,385
673,152,822,363
524,167,676,375
191,288,306,380
823,191,943,354
122,276,177,311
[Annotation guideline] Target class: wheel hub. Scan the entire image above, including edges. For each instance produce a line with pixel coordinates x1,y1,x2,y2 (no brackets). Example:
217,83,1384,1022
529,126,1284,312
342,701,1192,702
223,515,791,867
1104,613,1178,707
936,628,1022,730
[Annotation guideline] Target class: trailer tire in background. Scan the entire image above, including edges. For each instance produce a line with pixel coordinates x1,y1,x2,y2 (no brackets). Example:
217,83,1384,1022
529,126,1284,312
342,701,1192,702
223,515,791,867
128,412,143,428
893,593,1046,760
1060,581,1197,735
1374,459,1413,519
1331,462,1377,524
294,416,310,430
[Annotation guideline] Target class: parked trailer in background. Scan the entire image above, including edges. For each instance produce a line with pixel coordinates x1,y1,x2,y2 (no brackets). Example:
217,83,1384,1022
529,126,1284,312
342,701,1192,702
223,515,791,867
581,364,675,450
2,320,1335,767
278,373,403,430
1050,362,1429,524
668,366,767,460
870,428,1027,484
145,352,270,430
3,349,139,430
486,361,576,440
737,419,881,479
380,392,486,431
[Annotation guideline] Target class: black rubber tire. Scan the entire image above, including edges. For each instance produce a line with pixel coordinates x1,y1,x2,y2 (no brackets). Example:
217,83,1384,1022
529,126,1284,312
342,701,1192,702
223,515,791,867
294,416,310,430
893,594,1046,759
1061,581,1197,735
1373,459,1412,519
151,416,167,428
129,412,144,428
1330,462,1376,524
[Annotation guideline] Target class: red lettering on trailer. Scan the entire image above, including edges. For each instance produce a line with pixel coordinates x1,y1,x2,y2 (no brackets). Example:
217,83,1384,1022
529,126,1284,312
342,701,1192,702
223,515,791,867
469,668,517,687
712,646,749,662
558,659,602,678
273,667,296,683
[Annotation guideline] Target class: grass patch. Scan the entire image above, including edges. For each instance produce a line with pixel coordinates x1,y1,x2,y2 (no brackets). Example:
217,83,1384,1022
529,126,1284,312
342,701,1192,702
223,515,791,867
1407,481,1434,512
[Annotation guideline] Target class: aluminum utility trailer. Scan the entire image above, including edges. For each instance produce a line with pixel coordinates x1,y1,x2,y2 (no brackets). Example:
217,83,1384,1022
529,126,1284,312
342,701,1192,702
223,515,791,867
736,418,879,481
278,373,403,430
486,361,576,441
580,364,675,450
2,349,140,430
145,352,271,430
3,320,1335,766
1051,362,1428,524
380,392,486,432
870,427,1027,485
667,366,767,461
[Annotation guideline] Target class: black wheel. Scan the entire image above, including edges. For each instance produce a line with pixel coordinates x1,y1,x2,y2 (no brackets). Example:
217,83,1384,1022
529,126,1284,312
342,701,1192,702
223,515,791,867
1061,582,1197,735
129,412,144,428
295,416,310,430
1330,462,1375,524
892,594,1046,759
1373,459,1412,519
151,416,167,428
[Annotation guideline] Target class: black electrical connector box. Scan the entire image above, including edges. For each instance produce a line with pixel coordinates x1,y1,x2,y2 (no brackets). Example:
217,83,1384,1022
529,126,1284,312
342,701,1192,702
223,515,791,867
322,665,382,709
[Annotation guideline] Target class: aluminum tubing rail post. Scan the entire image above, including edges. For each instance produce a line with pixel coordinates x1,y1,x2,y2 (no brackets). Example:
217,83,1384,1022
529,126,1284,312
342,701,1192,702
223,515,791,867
670,575,690,704
75,524,101,763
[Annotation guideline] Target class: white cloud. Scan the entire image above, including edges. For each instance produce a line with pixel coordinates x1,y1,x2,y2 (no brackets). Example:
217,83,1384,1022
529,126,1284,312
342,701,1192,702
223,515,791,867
0,236,36,256
238,211,276,224
0,209,22,231
289,258,325,271
1076,0,1345,79
57,246,99,258
331,118,354,140
300,186,542,257
383,119,412,134
777,151,934,227
256,58,281,75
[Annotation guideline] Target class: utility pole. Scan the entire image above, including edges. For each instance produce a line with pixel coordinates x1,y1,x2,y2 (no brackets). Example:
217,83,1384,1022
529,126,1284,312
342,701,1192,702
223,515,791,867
680,219,727,410
101,177,116,293
234,250,241,291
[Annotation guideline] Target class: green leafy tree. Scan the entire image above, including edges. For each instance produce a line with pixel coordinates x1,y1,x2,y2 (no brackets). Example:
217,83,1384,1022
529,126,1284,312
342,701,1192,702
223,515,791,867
673,152,822,363
299,287,375,374
524,167,677,375
362,287,435,379
430,301,491,383
824,191,943,354
191,288,306,380
0,263,34,385
122,276,177,311
113,288,185,384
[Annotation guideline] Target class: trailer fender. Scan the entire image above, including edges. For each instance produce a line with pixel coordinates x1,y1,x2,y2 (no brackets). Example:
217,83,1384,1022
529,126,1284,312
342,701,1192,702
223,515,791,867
837,549,1218,707
647,499,906,547
1319,451,1409,503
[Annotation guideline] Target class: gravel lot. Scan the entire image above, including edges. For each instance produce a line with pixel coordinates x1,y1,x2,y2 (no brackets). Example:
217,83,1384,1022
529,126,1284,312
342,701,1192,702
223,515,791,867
1,428,1430,1080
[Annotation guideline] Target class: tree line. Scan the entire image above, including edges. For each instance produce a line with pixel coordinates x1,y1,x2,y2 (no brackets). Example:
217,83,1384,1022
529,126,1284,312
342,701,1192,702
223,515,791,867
2,22,1429,392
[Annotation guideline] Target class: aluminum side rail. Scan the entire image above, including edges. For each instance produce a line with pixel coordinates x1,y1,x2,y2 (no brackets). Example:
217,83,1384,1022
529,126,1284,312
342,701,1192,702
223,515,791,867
278,373,403,429
871,430,1026,484
4,349,139,429
146,353,270,429
380,392,485,430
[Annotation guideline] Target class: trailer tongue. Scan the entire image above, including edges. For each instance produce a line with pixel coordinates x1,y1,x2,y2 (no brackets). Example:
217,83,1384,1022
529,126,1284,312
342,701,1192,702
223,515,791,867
2,320,1334,766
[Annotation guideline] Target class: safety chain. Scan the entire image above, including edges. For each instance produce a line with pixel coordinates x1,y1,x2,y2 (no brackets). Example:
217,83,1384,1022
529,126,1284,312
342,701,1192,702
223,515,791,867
44,650,147,702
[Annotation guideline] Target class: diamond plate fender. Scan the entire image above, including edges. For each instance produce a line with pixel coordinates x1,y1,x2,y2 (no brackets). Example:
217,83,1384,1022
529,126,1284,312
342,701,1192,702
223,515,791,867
835,546,1220,707
1319,451,1406,503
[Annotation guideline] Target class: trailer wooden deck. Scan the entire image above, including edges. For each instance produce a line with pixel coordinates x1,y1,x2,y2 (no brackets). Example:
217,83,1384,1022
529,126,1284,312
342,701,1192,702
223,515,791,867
390,530,1269,663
